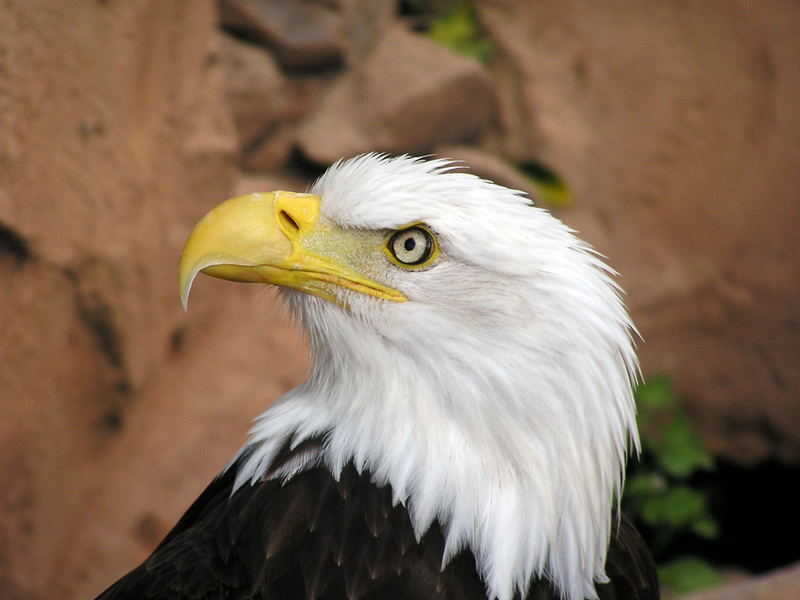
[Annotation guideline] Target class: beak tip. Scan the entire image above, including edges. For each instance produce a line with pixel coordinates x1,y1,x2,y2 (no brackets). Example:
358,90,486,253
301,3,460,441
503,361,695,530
178,269,196,312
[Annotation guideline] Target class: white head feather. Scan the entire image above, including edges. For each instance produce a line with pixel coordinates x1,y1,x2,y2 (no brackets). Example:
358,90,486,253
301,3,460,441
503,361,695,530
233,154,640,600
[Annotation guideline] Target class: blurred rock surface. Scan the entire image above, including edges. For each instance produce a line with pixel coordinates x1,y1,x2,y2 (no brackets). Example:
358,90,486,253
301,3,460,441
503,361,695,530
682,562,800,600
219,0,345,71
338,0,397,64
221,35,292,149
240,123,295,172
478,0,800,464
297,23,495,164
0,2,307,599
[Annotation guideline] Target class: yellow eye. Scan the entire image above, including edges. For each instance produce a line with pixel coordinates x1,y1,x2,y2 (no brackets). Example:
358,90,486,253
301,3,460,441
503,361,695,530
386,226,438,268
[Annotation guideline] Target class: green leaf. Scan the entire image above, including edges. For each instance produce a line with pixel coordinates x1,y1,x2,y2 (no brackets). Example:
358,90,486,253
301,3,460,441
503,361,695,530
657,415,714,478
635,376,674,412
625,374,722,568
658,556,724,594
625,472,666,498
516,161,571,208
641,486,706,528
691,516,720,539
427,2,492,62
403,0,427,12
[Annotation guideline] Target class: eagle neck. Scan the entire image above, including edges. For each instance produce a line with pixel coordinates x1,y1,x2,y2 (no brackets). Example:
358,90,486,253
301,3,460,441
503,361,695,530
236,298,637,600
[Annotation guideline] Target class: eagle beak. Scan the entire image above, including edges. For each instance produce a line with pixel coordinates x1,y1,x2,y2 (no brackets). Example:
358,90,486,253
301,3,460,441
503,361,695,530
178,191,406,309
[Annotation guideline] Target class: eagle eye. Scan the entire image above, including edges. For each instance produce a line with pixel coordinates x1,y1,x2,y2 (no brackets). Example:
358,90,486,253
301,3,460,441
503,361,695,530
386,225,437,268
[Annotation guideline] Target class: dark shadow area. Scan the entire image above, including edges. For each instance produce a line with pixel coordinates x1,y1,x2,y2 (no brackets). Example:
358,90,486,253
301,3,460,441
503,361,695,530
631,459,800,573
0,222,31,267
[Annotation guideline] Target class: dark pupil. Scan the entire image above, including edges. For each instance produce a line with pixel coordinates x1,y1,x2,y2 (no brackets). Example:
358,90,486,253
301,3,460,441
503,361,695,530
403,237,416,252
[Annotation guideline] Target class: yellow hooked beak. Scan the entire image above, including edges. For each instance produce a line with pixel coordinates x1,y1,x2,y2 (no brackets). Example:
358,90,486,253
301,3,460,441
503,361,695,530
178,191,407,309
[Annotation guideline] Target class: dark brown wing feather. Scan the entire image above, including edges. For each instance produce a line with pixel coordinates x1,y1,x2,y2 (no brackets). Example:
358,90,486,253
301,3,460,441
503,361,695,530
598,512,661,600
95,437,658,600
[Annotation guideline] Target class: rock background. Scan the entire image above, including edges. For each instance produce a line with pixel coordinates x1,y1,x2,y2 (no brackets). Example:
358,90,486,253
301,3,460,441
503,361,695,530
477,0,800,466
0,1,797,599
0,2,307,598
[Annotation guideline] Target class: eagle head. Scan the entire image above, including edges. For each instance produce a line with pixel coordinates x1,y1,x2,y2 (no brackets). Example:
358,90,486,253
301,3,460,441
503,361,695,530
178,154,640,600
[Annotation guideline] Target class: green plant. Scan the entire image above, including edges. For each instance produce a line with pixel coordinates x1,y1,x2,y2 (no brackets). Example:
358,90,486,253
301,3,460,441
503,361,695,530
658,557,724,595
426,2,492,62
516,161,571,208
624,376,724,594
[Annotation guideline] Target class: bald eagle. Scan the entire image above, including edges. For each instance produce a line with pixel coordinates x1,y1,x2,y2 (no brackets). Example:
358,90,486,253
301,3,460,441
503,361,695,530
97,155,658,600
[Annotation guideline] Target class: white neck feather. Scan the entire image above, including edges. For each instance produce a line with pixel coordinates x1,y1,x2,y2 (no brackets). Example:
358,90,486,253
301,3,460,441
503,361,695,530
233,270,638,600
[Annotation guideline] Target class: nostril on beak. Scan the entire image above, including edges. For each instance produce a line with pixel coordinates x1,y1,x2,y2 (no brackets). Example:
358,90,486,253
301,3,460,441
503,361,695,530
278,210,300,234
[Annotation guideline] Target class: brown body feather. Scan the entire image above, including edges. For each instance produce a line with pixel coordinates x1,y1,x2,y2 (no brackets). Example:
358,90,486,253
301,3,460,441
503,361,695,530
96,437,659,600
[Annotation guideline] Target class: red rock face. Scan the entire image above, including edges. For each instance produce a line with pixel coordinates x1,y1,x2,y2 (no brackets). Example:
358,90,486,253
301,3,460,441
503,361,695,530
477,0,800,465
0,3,308,599
296,23,496,164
